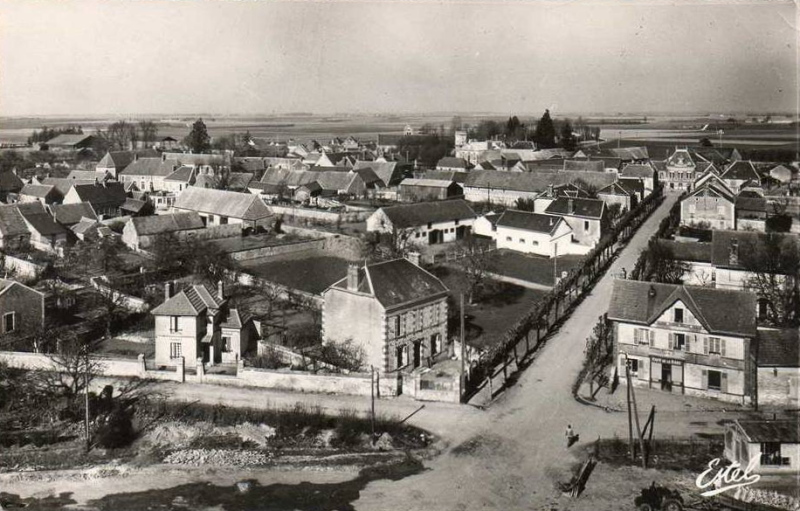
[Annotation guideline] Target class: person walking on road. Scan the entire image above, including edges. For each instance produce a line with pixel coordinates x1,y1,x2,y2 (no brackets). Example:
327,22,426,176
565,424,575,447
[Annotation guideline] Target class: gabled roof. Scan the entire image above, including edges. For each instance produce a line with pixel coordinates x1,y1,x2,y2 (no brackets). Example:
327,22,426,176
50,202,97,226
618,178,644,196
377,199,476,229
685,181,735,203
436,157,470,169
545,197,605,219
173,187,272,221
463,170,617,194
162,152,226,167
353,167,384,186
735,420,800,444
120,157,177,177
329,259,448,310
597,182,632,197
0,204,32,238
234,157,266,173
0,171,24,193
609,146,649,160
607,280,756,337
757,327,799,367
120,198,149,214
19,184,58,199
735,195,767,213
315,172,355,192
20,208,68,237
691,147,737,166
722,160,760,182
419,170,468,183
353,160,401,186
151,283,225,317
67,170,107,181
71,182,127,207
42,177,95,195
97,151,135,170
45,134,93,146
496,210,566,235
221,308,252,330
129,211,204,236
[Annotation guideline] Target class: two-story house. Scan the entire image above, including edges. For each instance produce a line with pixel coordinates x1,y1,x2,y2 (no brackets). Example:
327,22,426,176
366,199,477,248
680,180,736,230
721,160,761,194
544,197,607,249
608,280,757,405
62,182,128,219
321,259,449,380
118,156,179,192
150,281,256,368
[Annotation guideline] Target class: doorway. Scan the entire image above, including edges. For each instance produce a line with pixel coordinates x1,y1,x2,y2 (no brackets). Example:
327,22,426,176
661,363,673,391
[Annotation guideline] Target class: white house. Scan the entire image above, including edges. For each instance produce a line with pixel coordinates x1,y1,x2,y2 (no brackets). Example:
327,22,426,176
725,420,799,475
494,210,574,257
366,199,477,248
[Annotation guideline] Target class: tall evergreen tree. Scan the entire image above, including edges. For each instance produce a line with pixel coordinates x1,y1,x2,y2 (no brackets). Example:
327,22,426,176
533,109,556,149
185,118,211,153
560,120,577,151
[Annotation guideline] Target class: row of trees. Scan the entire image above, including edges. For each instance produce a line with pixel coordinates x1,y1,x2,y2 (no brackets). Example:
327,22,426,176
27,125,83,145
462,110,593,151
96,120,160,152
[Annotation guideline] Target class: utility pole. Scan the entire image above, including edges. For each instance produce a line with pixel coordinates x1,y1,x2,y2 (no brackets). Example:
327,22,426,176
626,362,634,462
84,346,90,453
553,243,558,286
460,293,466,391
370,365,376,445
629,368,647,469
618,131,622,149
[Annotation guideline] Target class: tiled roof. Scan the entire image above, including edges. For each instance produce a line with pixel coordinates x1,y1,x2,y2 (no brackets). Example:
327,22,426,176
685,181,735,203
173,187,272,221
353,167,384,186
563,159,604,172
399,178,456,188
620,163,655,179
722,161,760,182
67,170,105,181
757,327,799,367
437,157,470,169
609,147,649,160
221,308,252,329
735,420,800,443
463,170,617,194
496,210,565,234
129,211,205,236
162,152,226,167
45,134,93,146
50,202,97,225
0,204,31,237
120,198,149,214
0,171,24,193
353,161,402,186
42,177,95,196
419,170,468,183
597,182,631,197
329,258,448,310
234,157,266,173
545,197,605,219
97,151,136,170
20,208,67,237
618,178,644,196
378,199,476,229
120,157,177,178
151,283,224,317
164,166,195,183
660,240,712,263
20,184,58,198
607,280,756,337
735,195,767,213
70,218,99,237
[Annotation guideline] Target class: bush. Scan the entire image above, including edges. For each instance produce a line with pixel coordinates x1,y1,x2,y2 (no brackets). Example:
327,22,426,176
95,407,136,448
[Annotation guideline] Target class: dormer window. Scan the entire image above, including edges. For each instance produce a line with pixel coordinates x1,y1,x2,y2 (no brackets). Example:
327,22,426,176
674,308,684,324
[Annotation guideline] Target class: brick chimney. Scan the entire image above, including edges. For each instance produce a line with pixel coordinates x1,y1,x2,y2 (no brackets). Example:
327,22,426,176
346,263,360,291
217,280,225,301
165,281,174,301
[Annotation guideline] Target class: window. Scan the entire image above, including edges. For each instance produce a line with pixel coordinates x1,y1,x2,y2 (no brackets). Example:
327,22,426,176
427,222,432,229
706,336,724,355
455,219,460,226
3,312,14,333
222,336,231,352
673,333,686,351
396,344,409,368
634,328,652,346
506,236,512,242
708,370,722,390
169,342,182,359
392,316,401,337
519,238,525,244
761,443,789,466
584,221,590,231
627,358,639,376
431,334,441,355
674,308,684,324
415,232,420,238
220,216,228,225
532,240,539,246
170,316,180,333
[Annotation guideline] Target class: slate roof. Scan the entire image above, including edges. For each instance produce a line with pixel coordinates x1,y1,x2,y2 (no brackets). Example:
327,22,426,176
757,328,799,367
41,178,95,195
353,161,402,186
353,167,384,187
120,157,177,177
436,157,470,169
221,308,252,329
496,210,565,234
597,182,631,197
97,151,136,170
49,202,97,226
120,198,149,214
378,199,476,229
618,178,645,196
71,182,128,207
420,170,468,183
151,283,224,317
735,420,800,443
20,184,58,199
545,197,605,219
173,187,273,221
0,171,24,193
660,240,712,263
329,258,448,310
620,163,656,179
129,211,204,236
607,280,757,337
20,206,68,237
162,152,226,167
722,161,760,182
563,159,604,172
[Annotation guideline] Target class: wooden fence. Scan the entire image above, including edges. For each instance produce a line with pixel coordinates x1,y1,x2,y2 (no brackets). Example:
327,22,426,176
463,187,666,405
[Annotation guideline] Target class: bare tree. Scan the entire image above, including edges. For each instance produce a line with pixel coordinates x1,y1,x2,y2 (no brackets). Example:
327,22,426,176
632,240,688,284
457,235,496,304
138,120,159,147
318,338,366,373
35,330,104,406
740,234,800,326
105,121,137,151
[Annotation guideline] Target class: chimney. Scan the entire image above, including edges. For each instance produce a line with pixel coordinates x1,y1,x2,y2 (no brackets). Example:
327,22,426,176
549,216,554,227
567,198,574,215
165,281,174,301
648,285,656,298
346,263,360,291
217,280,225,301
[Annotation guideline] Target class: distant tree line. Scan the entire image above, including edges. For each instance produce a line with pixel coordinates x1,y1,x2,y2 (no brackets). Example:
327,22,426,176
27,125,83,145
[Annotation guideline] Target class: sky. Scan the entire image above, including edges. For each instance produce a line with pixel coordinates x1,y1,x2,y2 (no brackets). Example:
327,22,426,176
0,0,796,116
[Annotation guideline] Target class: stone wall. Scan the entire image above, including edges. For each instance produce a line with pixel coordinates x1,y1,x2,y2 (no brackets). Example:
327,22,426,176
271,205,373,224
228,233,363,262
758,367,799,408
236,365,396,397
3,255,47,281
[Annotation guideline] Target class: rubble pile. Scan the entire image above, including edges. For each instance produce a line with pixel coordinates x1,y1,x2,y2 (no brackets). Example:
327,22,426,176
163,449,273,467
734,487,800,511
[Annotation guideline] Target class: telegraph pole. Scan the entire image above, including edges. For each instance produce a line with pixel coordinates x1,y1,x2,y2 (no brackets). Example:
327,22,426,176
460,293,466,383
370,365,376,445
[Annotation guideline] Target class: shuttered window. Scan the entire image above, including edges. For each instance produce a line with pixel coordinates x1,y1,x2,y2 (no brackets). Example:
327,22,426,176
635,328,651,346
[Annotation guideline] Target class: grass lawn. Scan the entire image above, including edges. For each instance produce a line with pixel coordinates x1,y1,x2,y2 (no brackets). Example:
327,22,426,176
237,252,350,295
490,250,585,287
431,266,548,351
